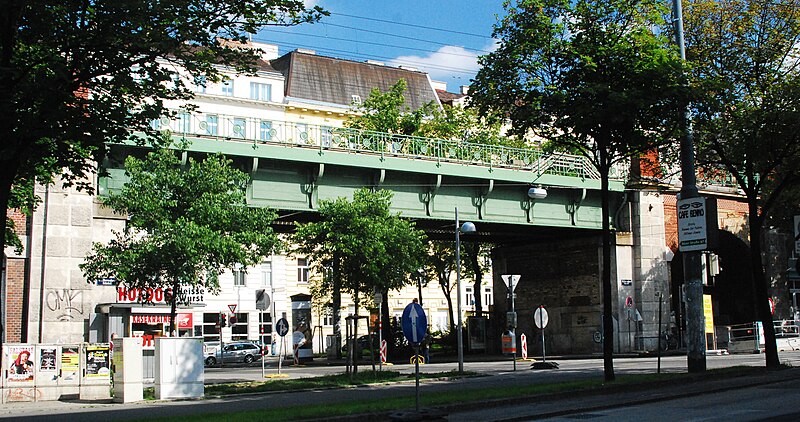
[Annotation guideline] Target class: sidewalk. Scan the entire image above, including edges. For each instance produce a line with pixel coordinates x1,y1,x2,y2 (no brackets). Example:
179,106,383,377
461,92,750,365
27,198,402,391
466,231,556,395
1,356,797,422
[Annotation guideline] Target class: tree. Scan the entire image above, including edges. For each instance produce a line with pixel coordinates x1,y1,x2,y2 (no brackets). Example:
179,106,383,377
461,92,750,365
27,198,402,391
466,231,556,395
80,148,281,334
292,189,427,370
685,0,800,369
423,241,458,333
462,242,493,315
470,0,686,381
345,79,437,136
0,0,324,349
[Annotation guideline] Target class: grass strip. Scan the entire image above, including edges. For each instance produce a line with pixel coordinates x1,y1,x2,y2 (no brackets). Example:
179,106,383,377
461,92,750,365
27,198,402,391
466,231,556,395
150,366,769,421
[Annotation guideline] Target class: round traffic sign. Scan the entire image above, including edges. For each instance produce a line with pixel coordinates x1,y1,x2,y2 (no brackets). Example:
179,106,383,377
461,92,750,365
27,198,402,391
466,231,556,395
401,302,428,345
275,317,290,337
625,296,634,309
534,306,549,329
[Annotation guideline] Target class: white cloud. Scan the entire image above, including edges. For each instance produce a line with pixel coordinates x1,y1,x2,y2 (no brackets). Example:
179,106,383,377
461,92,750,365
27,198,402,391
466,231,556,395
388,41,499,88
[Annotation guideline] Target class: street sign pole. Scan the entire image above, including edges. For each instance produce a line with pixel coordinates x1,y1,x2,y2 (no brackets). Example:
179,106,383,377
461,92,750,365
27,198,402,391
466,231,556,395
414,344,420,412
260,311,265,378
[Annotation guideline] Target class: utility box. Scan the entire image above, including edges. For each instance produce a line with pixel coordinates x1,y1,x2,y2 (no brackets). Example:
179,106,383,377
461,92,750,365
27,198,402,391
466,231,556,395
79,343,112,401
113,337,143,403
154,337,204,400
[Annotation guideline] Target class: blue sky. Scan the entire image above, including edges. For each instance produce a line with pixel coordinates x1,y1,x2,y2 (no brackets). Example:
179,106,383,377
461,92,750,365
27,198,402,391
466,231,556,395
255,1,506,92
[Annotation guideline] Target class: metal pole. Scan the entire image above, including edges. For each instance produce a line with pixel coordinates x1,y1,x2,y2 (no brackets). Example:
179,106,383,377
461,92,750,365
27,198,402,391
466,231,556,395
511,277,516,372
658,294,663,374
539,312,547,363
260,311,265,378
378,300,383,372
415,345,420,413
673,0,706,373
455,207,464,373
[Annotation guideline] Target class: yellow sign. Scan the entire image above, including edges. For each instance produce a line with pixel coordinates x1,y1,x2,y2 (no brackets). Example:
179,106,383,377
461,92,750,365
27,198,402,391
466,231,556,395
703,294,714,334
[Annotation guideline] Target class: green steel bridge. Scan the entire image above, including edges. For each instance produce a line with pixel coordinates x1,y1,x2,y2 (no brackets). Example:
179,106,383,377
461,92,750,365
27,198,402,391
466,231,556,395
102,112,628,242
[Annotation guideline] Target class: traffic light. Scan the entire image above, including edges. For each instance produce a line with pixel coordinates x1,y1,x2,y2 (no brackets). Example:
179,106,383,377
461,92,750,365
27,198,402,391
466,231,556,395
219,313,227,328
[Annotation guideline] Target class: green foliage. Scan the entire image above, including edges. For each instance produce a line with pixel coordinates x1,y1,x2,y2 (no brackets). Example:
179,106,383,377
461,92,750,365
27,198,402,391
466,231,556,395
685,0,800,369
80,148,280,327
0,0,325,258
292,188,427,308
345,79,517,147
686,0,800,218
471,0,686,169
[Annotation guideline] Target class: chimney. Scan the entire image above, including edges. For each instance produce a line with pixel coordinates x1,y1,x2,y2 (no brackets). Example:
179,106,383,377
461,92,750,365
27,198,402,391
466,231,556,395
460,85,470,95
295,48,316,55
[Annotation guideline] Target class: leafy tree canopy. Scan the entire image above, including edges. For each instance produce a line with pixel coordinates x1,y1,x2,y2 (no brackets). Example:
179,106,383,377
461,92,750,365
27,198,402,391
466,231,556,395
471,0,687,170
80,148,281,331
685,0,800,369
293,188,427,302
471,0,687,381
0,0,325,257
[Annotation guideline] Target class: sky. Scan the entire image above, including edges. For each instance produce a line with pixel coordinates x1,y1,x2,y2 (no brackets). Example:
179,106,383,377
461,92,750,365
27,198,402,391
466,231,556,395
255,1,506,92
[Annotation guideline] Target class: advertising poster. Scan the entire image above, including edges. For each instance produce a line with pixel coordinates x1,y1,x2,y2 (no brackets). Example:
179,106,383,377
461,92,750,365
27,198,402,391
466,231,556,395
61,346,79,380
6,345,35,382
85,345,110,378
39,347,57,372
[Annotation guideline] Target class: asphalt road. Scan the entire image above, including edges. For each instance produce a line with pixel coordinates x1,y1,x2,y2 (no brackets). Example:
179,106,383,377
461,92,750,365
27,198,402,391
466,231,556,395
2,351,799,422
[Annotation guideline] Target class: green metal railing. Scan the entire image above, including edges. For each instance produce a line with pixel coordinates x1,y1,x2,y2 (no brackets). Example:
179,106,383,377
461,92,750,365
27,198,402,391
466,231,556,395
152,111,623,181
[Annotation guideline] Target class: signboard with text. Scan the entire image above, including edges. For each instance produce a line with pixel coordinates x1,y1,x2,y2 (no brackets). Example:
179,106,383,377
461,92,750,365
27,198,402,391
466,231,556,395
677,197,708,252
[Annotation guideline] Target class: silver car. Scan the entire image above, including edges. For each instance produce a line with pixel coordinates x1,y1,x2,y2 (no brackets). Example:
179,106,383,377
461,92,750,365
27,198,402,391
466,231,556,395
204,341,261,366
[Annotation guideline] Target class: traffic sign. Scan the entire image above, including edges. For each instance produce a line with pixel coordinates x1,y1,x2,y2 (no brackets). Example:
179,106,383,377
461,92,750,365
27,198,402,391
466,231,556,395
255,290,270,310
228,304,237,314
275,318,289,337
501,274,520,292
534,306,549,329
625,296,634,309
401,302,428,345
521,334,528,360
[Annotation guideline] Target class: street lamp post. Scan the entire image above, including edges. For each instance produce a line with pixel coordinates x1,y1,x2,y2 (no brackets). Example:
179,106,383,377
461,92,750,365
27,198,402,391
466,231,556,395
455,207,476,373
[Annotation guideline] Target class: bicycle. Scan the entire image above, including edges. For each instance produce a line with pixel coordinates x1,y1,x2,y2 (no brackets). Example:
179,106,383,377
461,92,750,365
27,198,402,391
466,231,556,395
659,330,678,351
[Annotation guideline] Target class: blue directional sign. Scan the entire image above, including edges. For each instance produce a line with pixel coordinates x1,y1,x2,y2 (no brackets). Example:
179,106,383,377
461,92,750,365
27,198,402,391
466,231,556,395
401,303,428,345
275,318,289,337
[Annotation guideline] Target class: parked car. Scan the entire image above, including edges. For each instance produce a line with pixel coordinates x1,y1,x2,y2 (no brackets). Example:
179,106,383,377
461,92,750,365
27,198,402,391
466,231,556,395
204,341,262,366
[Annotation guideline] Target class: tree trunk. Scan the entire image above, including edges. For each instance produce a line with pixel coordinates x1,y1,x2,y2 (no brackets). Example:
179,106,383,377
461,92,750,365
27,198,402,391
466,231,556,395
468,244,483,315
332,255,342,359
381,290,391,358
168,277,180,336
441,276,455,333
352,293,359,374
749,204,780,368
600,158,615,382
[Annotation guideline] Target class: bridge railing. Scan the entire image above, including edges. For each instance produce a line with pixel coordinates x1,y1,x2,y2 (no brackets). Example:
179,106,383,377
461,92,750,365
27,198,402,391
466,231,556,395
150,111,624,181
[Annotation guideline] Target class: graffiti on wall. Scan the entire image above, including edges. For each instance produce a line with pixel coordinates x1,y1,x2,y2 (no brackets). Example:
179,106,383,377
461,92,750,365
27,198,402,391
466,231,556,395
45,289,84,321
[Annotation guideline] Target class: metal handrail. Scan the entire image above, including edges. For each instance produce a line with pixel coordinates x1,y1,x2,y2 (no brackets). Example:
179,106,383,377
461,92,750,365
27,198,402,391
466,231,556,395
151,111,623,181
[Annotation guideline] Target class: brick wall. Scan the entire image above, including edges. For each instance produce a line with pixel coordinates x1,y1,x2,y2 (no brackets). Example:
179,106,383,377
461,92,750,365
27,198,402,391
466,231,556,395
5,208,31,343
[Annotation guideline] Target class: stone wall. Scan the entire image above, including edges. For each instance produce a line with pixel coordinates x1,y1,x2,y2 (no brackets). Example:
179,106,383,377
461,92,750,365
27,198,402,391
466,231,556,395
492,235,603,355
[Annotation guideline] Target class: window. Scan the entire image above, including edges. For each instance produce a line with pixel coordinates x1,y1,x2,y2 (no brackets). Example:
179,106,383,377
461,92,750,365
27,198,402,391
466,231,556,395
206,115,218,135
259,120,273,142
323,306,333,326
250,82,272,101
297,257,309,284
321,126,333,147
150,118,162,131
484,288,494,307
262,261,272,286
222,78,233,96
465,286,475,307
176,112,191,133
234,269,246,286
232,117,246,138
202,312,221,342
351,94,362,105
231,313,248,341
194,76,207,93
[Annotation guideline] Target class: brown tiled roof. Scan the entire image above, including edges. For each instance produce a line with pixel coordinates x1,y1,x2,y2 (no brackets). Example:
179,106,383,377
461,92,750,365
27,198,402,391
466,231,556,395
271,51,439,110
436,89,467,105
